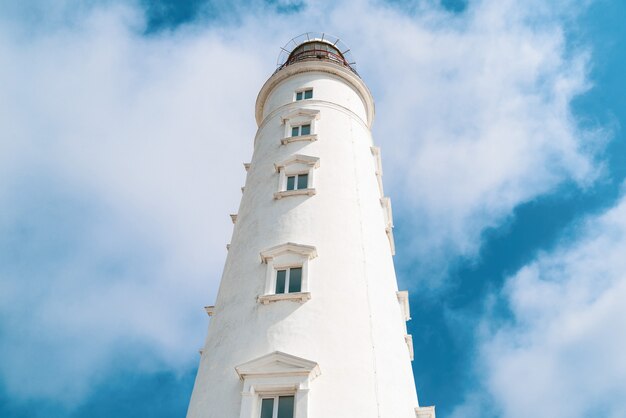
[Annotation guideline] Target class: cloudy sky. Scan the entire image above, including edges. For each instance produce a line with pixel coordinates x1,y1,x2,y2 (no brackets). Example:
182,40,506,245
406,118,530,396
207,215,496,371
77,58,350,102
1,0,625,417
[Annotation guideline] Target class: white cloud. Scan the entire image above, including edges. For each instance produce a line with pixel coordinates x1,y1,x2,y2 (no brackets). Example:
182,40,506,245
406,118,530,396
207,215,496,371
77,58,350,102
0,3,275,404
0,0,605,407
338,0,603,283
453,187,626,418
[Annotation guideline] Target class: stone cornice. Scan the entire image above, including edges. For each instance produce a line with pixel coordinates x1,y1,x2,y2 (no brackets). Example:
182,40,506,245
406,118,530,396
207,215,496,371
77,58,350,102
255,61,375,128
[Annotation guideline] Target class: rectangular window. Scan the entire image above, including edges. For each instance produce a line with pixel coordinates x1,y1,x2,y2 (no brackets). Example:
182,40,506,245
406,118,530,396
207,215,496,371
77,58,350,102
260,396,294,418
276,269,287,294
296,174,308,190
291,124,311,137
275,268,302,294
260,398,274,418
288,268,302,293
286,174,308,191
295,89,313,101
277,396,295,418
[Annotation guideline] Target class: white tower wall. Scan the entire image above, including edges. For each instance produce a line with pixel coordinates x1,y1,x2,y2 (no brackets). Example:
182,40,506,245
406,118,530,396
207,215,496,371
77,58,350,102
187,50,427,418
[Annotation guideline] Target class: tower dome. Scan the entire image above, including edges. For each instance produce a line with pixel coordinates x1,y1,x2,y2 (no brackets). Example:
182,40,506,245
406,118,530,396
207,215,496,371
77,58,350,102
276,32,358,75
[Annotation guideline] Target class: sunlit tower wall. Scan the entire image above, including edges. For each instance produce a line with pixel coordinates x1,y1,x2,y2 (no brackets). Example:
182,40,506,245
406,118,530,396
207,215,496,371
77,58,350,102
187,33,435,418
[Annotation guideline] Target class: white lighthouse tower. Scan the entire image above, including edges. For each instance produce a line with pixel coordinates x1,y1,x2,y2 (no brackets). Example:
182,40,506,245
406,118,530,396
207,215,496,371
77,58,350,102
187,33,435,418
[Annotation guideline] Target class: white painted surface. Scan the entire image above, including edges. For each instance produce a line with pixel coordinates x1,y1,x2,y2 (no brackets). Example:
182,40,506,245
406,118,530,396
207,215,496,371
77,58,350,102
187,58,421,418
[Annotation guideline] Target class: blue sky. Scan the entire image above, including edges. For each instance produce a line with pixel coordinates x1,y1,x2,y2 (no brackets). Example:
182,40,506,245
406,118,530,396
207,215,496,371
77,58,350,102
0,0,625,417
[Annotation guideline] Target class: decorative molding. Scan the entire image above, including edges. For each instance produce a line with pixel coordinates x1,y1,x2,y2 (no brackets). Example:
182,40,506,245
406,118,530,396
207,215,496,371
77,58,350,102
260,242,318,263
274,154,320,199
243,162,251,171
386,226,396,256
415,406,436,418
226,244,231,251
370,146,383,175
280,108,320,143
236,351,320,418
281,134,318,145
259,243,317,299
255,60,375,128
274,188,316,199
204,306,216,316
241,186,245,194
380,197,394,229
255,100,368,144
274,154,320,172
230,214,238,224
371,146,385,197
396,291,411,321
405,334,414,361
382,196,396,255
235,351,321,381
280,108,321,123
258,292,311,305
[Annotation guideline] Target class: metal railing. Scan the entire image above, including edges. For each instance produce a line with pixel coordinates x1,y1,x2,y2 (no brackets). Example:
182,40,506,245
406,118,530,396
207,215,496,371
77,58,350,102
274,33,359,77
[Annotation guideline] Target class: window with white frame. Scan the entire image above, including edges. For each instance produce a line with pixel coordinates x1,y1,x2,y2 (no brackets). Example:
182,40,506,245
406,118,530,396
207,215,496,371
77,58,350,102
274,155,319,199
286,173,308,191
260,395,295,418
275,267,302,293
281,109,320,145
236,351,320,418
258,242,317,304
295,89,313,101
291,124,311,137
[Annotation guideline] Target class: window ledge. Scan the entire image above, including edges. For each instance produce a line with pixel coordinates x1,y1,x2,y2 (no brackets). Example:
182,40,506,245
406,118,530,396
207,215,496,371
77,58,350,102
274,188,316,199
258,292,311,305
405,334,414,361
281,134,318,145
396,291,411,321
415,406,436,418
385,226,396,255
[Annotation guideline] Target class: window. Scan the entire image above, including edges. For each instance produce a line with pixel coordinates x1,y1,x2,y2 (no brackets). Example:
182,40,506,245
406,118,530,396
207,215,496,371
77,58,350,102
286,174,308,191
295,89,313,101
260,395,295,418
235,351,320,418
258,242,317,304
291,124,311,137
280,109,319,145
274,155,319,199
275,267,302,293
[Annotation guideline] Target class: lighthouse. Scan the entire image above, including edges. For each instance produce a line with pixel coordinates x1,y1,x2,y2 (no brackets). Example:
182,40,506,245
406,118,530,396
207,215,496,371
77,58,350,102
187,33,435,418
